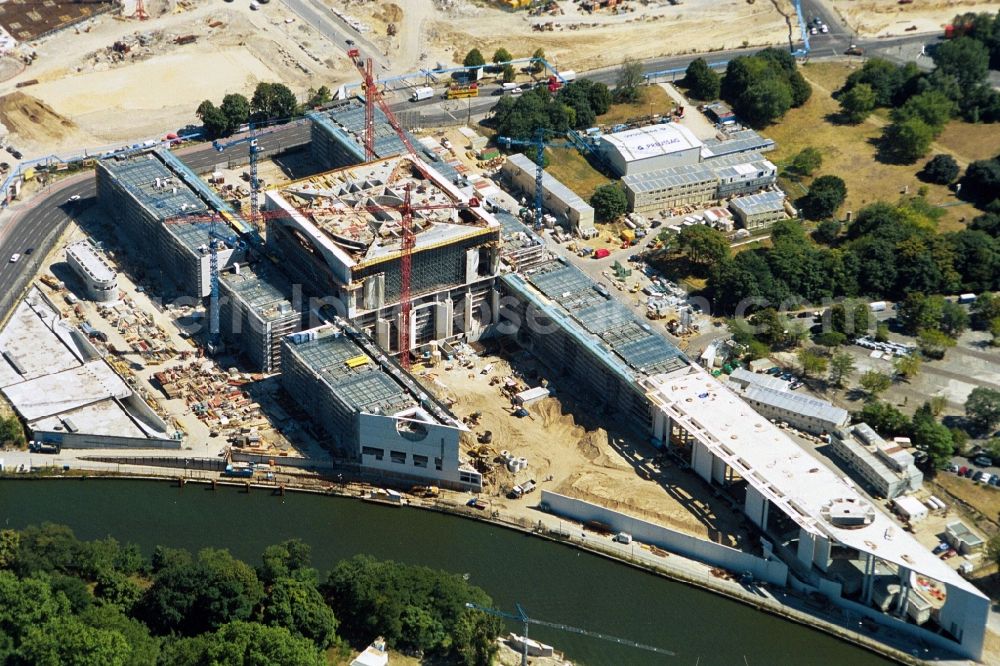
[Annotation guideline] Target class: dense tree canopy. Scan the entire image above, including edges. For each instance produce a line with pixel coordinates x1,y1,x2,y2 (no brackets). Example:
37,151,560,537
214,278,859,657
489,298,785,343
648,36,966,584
0,526,503,666
721,48,811,126
920,154,960,184
590,184,628,222
250,82,298,123
683,58,721,101
797,175,847,220
839,83,875,124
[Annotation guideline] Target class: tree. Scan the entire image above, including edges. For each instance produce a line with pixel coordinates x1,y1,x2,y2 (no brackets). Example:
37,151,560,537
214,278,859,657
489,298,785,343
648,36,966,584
250,82,298,122
828,350,856,387
161,621,326,666
875,323,890,343
966,387,1000,434
859,370,892,398
262,578,338,648
883,117,935,164
796,347,828,378
501,64,516,83
683,58,720,101
786,147,823,180
933,36,990,89
529,48,545,74
839,82,876,123
813,219,841,244
677,225,730,265
859,401,910,437
196,100,229,140
830,300,871,339
891,90,955,131
911,407,955,469
590,184,627,222
463,48,485,68
940,300,970,338
798,175,847,220
814,331,847,347
492,47,512,64
920,154,960,184
971,292,1000,329
960,156,1000,205
897,292,944,335
917,327,956,359
304,86,331,108
17,615,130,666
219,93,250,135
893,354,922,381
614,57,644,103
739,77,793,127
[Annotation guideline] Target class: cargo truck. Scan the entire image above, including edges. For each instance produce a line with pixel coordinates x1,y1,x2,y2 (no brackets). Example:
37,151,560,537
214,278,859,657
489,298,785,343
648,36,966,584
410,86,433,102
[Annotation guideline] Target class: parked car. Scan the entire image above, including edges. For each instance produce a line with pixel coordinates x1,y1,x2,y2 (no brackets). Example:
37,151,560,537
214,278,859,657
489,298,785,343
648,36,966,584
932,542,950,556
973,455,993,467
981,473,994,485
946,463,959,473
964,467,976,478
942,549,958,560
991,475,1000,487
973,470,984,482
957,465,968,475
789,381,803,390
767,367,782,376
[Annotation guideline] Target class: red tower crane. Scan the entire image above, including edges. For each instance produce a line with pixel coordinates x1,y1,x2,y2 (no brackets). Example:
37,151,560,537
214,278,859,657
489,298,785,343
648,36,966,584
345,48,462,369
132,0,149,20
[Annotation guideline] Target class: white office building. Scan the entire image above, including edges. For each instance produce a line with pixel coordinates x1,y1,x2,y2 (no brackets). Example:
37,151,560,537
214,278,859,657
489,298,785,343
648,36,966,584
65,240,118,302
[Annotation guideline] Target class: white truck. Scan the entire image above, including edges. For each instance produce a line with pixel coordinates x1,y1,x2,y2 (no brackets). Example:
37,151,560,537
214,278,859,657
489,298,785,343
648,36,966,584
868,301,887,313
410,86,433,102
558,69,577,83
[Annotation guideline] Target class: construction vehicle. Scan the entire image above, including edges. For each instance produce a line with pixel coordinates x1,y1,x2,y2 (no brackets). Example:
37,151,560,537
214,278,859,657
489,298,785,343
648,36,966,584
410,485,439,498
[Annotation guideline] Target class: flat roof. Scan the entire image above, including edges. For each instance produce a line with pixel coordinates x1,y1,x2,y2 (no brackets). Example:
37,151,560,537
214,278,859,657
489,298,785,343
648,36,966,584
644,369,984,596
728,367,789,393
600,123,703,162
4,360,131,422
831,428,903,487
284,322,459,427
268,154,499,268
30,401,147,440
66,240,117,284
622,151,772,194
702,129,775,158
219,264,297,324
0,294,81,387
502,257,688,383
743,384,849,426
729,190,786,216
505,153,594,214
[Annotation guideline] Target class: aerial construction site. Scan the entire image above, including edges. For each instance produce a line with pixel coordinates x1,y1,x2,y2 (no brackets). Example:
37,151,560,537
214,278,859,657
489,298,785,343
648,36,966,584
0,0,999,664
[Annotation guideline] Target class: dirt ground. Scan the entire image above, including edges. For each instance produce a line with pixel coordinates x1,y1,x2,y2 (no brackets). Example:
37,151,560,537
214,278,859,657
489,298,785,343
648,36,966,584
765,61,984,232
0,92,89,146
829,0,1000,38
423,350,748,547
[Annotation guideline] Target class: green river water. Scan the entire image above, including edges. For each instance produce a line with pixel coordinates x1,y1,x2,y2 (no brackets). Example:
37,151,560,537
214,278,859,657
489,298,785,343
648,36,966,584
0,479,895,666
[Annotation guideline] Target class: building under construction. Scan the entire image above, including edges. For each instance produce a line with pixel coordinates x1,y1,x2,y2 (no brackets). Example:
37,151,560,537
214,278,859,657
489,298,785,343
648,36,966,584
218,262,301,373
281,320,482,491
263,154,502,357
95,149,247,299
500,257,688,428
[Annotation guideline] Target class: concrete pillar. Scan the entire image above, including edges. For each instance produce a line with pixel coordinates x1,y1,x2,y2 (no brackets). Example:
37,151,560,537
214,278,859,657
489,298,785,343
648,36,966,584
797,529,815,569
462,294,474,334
434,301,453,340
375,318,391,351
895,566,911,618
490,287,500,326
862,552,876,606
761,498,769,532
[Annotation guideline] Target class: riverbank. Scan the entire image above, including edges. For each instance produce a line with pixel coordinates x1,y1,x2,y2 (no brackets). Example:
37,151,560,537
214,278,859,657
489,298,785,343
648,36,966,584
0,470,927,665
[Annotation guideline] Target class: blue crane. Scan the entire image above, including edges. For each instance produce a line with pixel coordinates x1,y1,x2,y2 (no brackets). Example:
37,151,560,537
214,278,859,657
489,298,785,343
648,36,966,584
465,601,675,666
165,218,238,353
497,128,594,229
791,0,811,57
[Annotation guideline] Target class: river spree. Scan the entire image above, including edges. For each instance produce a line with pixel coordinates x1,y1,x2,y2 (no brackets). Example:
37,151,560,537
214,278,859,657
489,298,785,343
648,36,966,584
0,479,895,666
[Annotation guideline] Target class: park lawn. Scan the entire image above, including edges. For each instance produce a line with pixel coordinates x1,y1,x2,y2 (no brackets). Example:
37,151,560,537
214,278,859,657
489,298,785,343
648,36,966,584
765,62,983,233
544,146,612,201
596,84,675,126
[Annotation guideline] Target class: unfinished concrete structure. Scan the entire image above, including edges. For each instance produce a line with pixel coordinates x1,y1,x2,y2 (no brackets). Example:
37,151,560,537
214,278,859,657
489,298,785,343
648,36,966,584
500,257,688,427
218,263,302,373
65,240,118,302
644,369,987,660
280,321,481,491
829,423,923,499
0,289,177,449
95,149,247,298
263,155,502,357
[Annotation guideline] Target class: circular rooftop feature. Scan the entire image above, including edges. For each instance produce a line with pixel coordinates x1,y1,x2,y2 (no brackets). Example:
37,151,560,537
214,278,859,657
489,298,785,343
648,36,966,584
821,497,876,529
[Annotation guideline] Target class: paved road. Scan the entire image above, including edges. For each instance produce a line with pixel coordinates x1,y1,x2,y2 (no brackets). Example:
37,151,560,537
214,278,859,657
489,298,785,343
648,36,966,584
280,0,389,71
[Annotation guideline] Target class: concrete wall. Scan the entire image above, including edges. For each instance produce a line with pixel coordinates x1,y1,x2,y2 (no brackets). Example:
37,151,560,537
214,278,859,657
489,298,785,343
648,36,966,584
357,412,480,490
32,430,180,450
540,490,788,586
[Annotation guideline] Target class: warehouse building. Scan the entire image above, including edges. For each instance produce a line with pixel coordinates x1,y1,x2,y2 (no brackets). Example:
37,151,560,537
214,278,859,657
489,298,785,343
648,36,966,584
829,423,923,499
218,263,301,373
263,154,502,358
599,123,704,177
500,153,597,237
96,150,247,299
623,150,777,214
0,289,177,449
644,369,987,661
702,129,775,158
280,321,481,491
729,190,789,231
65,240,117,302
